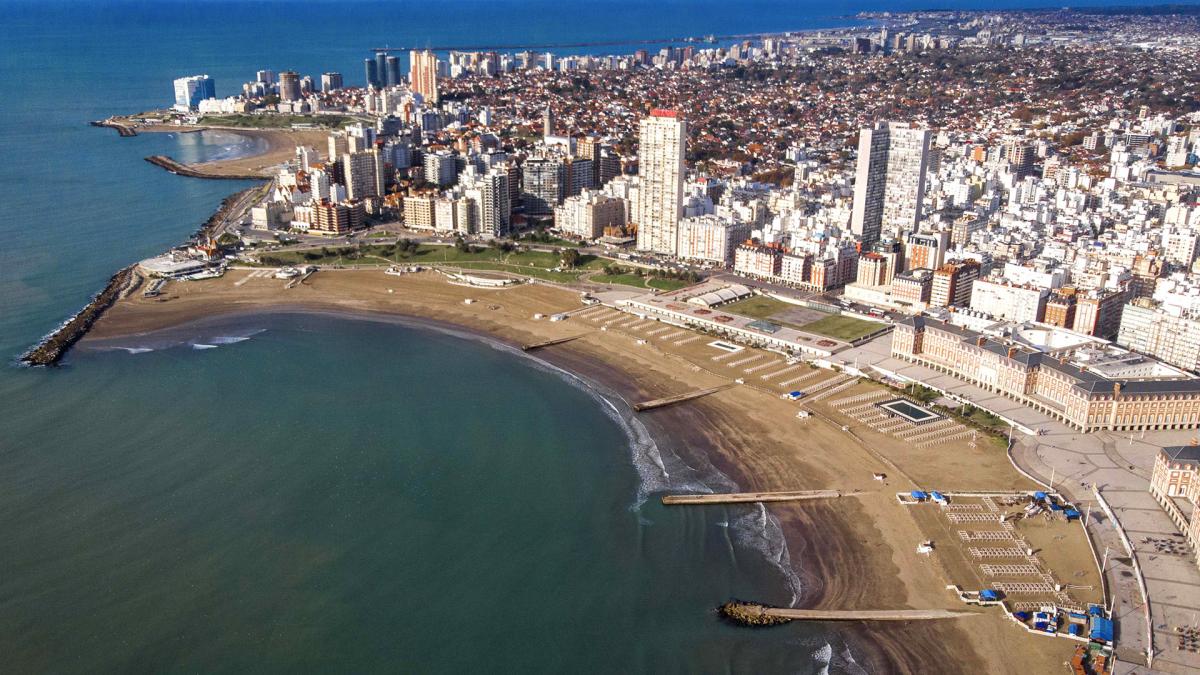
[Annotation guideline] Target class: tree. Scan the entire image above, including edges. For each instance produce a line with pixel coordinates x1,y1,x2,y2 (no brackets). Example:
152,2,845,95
560,248,581,269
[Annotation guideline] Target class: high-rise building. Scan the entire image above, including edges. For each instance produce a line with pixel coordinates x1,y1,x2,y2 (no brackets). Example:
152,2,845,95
278,71,301,102
850,121,931,246
375,52,388,86
410,50,440,104
327,131,349,165
542,106,556,137
423,151,458,188
905,230,949,271
312,199,365,235
364,58,379,88
676,215,750,265
522,158,563,215
468,168,511,238
343,150,382,200
1005,141,1036,178
635,110,686,256
385,56,401,87
929,260,980,308
554,190,626,240
1119,300,1200,371
172,75,216,111
564,157,594,198
320,72,343,93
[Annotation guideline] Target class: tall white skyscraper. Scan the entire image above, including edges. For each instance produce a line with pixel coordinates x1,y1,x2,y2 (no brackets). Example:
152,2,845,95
172,74,216,111
635,110,686,256
850,121,931,246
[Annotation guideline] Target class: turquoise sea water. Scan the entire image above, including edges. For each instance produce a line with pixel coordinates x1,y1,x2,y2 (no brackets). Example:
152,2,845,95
0,0,1178,671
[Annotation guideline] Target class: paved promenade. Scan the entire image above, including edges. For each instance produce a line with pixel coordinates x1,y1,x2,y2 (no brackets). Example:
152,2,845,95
838,337,1200,674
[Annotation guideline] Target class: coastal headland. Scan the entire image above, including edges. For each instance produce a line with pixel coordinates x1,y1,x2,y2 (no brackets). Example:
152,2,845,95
80,266,1090,674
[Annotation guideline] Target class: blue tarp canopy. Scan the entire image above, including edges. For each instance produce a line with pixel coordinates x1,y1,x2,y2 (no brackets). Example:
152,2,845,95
931,491,947,502
1069,624,1082,636
1089,605,1105,616
1090,617,1114,643
1034,491,1048,501
1014,611,1031,621
788,391,803,398
911,490,928,500
1065,509,1081,520
980,589,1000,601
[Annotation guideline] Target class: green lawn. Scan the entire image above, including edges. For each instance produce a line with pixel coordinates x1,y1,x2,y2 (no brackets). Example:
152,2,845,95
647,277,692,291
591,273,695,291
447,261,582,283
257,244,604,283
722,296,795,320
592,273,649,288
799,314,883,341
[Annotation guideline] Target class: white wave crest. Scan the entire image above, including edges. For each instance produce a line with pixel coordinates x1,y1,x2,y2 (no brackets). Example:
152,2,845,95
191,344,218,350
812,642,833,675
731,503,803,606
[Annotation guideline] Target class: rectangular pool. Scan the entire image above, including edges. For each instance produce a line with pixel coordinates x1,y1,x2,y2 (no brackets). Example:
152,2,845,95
878,398,941,424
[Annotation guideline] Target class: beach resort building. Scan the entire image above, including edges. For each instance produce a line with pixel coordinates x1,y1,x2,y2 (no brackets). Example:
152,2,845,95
1149,444,1200,570
892,316,1200,432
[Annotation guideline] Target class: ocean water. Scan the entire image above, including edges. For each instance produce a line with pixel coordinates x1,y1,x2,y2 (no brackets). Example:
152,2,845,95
0,0,1170,671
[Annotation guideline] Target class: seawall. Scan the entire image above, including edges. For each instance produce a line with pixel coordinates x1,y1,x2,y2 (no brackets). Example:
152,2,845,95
21,266,140,366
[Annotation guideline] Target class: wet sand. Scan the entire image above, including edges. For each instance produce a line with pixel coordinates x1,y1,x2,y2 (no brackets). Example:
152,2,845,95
83,268,1077,673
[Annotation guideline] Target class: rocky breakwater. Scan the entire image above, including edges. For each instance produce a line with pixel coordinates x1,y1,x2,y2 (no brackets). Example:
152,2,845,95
718,600,794,627
145,155,263,180
21,266,142,366
90,119,137,137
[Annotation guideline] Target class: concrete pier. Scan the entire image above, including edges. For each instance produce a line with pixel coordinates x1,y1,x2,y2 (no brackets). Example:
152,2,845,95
661,490,848,505
521,334,588,351
633,384,733,411
720,601,974,625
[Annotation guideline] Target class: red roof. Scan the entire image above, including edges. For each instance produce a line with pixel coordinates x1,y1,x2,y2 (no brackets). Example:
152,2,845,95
650,108,679,119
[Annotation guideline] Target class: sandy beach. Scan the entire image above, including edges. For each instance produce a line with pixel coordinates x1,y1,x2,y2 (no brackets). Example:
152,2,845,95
128,123,331,178
83,268,1087,673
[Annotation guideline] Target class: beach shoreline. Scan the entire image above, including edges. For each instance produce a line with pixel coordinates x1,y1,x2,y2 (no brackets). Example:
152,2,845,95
80,267,1090,673
115,122,331,178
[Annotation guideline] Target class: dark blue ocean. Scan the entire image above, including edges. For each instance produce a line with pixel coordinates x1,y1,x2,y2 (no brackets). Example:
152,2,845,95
0,0,1181,671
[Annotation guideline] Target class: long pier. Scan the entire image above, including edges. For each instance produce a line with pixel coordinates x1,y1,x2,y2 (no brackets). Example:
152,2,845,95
521,334,588,351
721,601,974,626
633,384,733,411
662,490,847,505
145,155,263,180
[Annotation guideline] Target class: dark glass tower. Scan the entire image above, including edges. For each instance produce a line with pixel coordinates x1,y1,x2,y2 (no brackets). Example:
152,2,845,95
364,58,378,88
385,55,401,87
375,53,388,86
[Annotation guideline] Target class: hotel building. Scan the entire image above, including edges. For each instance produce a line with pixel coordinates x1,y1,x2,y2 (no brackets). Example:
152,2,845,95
1149,445,1200,570
893,316,1200,432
